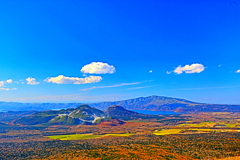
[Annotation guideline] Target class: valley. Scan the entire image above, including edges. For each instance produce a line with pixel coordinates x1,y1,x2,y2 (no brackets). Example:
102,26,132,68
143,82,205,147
0,96,240,159
0,112,240,159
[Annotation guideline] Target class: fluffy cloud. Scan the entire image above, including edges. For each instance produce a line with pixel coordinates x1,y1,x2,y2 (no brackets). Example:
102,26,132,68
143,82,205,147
6,79,13,83
0,81,4,87
174,63,205,74
45,75,102,84
26,77,40,85
81,62,116,74
0,79,13,87
236,69,240,73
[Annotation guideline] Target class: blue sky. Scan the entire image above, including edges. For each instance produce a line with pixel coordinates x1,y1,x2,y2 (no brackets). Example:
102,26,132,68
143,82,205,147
0,0,240,104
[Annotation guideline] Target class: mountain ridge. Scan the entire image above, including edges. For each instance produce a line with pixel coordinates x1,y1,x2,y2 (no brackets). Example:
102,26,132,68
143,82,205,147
0,95,240,112
89,95,240,112
89,95,202,110
14,104,106,125
14,104,158,125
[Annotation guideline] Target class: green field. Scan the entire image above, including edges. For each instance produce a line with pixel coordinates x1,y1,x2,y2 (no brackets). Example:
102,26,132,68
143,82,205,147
47,133,133,140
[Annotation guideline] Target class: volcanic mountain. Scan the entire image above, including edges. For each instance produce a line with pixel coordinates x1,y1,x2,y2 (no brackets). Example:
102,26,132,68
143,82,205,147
104,105,158,120
14,104,106,125
14,104,161,125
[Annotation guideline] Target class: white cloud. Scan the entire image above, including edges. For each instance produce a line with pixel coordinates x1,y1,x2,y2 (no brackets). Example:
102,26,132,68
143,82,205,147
81,62,116,74
81,82,142,91
128,85,154,90
45,75,102,84
6,79,13,83
149,70,153,73
0,81,4,87
19,80,25,84
174,63,205,74
166,71,171,74
0,88,10,91
236,69,240,73
26,77,40,85
0,88,16,91
0,79,13,87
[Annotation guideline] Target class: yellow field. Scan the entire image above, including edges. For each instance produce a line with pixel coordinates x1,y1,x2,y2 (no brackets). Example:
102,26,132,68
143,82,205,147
178,121,216,127
47,133,133,140
179,121,240,128
153,128,240,135
153,129,183,135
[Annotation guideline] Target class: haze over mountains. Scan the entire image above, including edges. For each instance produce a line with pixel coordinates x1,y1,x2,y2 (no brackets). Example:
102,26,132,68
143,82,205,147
0,95,240,112
0,102,82,112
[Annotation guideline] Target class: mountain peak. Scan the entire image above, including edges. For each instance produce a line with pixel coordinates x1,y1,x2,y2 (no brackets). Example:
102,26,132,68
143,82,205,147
76,104,92,110
108,105,125,109
89,95,200,111
104,105,142,120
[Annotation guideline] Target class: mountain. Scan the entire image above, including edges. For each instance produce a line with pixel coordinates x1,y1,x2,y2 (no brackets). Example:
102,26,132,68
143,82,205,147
1,95,240,112
14,104,162,125
89,95,200,111
14,104,106,125
0,111,37,123
105,105,141,117
89,95,240,112
0,101,82,111
104,105,158,120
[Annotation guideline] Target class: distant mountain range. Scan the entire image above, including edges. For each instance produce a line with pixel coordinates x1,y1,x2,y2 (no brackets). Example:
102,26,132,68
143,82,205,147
89,95,240,112
0,102,82,112
1,95,240,112
89,95,200,111
0,111,37,123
